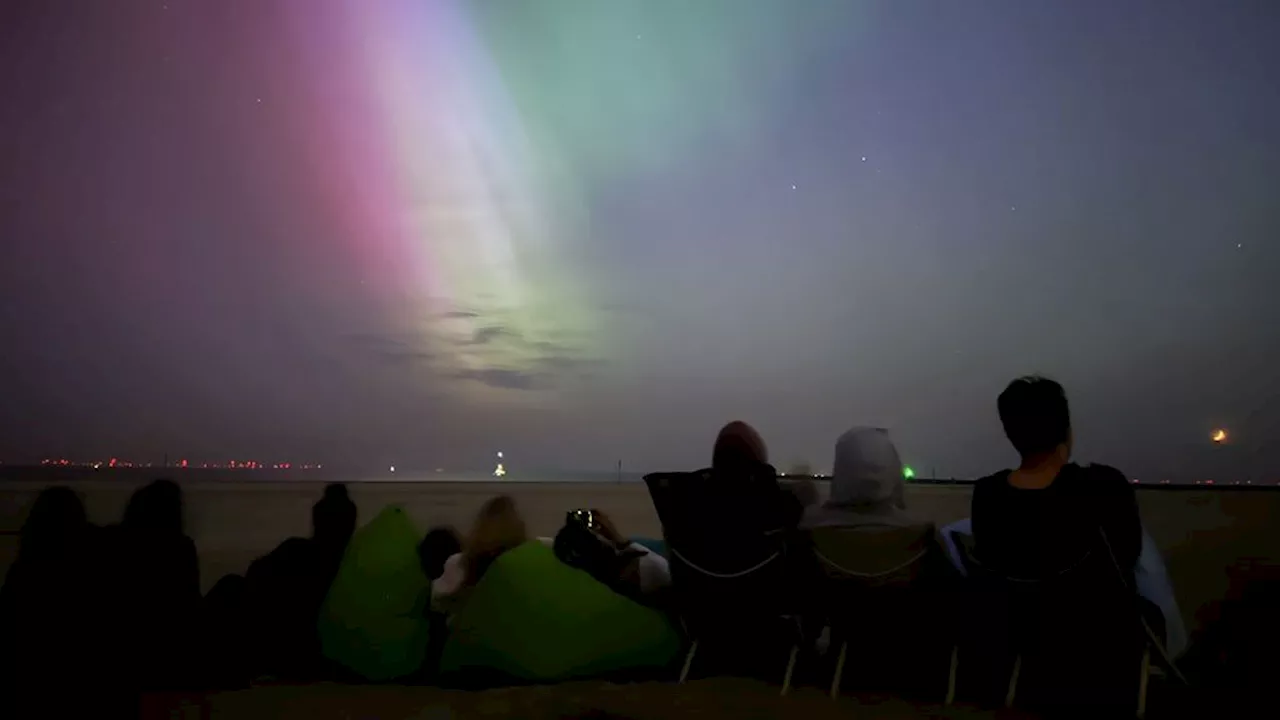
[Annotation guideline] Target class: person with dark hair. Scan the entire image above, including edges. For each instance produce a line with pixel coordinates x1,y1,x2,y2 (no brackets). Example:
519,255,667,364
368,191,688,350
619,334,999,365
240,483,359,681
419,526,462,582
0,488,97,714
971,376,1142,577
967,378,1151,711
313,483,357,555
100,479,201,697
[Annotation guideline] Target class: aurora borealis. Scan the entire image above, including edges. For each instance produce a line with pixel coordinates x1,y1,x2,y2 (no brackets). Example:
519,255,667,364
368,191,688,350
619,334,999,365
1,1,1277,481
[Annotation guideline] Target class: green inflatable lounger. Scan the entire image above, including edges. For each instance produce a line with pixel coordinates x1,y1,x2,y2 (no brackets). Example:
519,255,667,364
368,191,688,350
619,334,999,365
318,504,431,682
439,540,682,687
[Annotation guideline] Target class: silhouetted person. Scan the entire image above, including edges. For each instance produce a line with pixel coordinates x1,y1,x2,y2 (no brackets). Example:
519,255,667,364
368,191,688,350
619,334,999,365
971,376,1141,578
100,479,201,699
200,573,250,689
710,420,806,527
968,376,1144,713
312,483,357,559
432,495,529,616
0,488,96,715
418,526,462,680
711,420,770,475
238,483,357,681
801,428,958,697
419,526,462,582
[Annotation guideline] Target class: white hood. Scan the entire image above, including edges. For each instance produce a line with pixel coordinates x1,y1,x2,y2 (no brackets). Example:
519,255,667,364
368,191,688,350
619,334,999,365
803,427,911,529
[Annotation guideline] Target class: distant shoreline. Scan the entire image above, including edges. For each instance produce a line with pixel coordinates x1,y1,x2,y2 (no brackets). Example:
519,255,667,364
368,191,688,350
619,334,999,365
0,465,1274,489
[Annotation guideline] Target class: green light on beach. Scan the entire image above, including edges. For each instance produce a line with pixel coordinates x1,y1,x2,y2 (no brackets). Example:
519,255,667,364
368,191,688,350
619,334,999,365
903,466,915,480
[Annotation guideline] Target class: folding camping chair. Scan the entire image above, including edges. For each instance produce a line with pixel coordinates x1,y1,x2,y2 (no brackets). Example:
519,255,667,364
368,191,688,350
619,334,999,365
806,523,960,702
644,469,805,694
952,531,1168,717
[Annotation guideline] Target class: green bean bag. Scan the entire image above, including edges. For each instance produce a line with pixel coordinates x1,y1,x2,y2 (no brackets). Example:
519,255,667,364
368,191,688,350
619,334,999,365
439,540,682,683
317,505,431,681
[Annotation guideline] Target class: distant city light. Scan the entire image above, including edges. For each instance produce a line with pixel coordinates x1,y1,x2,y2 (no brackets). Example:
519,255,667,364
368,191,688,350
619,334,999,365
497,451,504,459
903,466,916,480
1211,428,1228,444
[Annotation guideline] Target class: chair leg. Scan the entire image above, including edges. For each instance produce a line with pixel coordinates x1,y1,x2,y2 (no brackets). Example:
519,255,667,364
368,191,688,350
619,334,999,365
780,644,799,696
678,640,699,684
1137,647,1151,719
945,645,959,705
1004,655,1021,708
829,641,848,699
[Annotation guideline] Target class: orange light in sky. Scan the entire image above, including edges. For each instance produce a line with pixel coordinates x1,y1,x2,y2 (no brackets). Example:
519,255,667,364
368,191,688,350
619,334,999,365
1211,428,1228,444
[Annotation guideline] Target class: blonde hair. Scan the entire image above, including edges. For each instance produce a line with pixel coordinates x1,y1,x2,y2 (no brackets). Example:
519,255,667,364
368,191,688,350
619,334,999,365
463,495,528,586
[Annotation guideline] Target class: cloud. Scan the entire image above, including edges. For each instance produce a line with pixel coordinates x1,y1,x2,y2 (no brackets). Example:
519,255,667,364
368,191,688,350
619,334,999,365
345,332,413,351
452,368,543,391
468,326,514,345
344,333,434,365
379,350,435,366
440,309,480,319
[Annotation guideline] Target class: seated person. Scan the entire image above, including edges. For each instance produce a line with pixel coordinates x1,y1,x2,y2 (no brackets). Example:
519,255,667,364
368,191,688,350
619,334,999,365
971,376,1142,579
419,526,463,582
709,419,805,528
941,516,1187,658
802,426,917,530
552,508,672,600
431,495,529,615
968,376,1148,709
0,488,98,711
801,428,955,664
100,480,201,692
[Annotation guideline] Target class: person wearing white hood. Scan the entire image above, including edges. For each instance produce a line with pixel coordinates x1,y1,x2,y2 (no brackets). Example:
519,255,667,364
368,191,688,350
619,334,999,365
802,427,917,530
800,427,957,697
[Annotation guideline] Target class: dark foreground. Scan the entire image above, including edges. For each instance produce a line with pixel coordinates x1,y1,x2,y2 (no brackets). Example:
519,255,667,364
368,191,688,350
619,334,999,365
138,676,1239,720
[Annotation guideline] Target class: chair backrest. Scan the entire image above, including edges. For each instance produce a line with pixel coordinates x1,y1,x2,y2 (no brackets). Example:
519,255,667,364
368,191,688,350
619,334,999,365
954,531,1148,710
808,523,935,585
805,523,958,698
806,524,946,620
643,469,799,635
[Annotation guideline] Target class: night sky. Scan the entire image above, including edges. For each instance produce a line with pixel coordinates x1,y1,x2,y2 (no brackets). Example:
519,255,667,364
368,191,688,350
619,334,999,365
1,1,1277,481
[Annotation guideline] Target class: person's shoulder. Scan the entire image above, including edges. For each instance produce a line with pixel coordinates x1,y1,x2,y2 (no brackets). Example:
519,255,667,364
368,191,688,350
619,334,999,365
973,470,1012,493
1074,463,1132,490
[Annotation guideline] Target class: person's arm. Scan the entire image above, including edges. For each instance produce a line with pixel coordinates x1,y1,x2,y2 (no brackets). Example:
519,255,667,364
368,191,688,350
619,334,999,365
430,553,465,611
1095,465,1143,572
630,544,672,594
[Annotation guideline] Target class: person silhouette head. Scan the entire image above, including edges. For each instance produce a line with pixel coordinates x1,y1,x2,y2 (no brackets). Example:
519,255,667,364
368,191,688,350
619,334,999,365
312,483,357,549
19,486,88,559
418,527,462,581
123,479,184,535
998,376,1073,470
712,420,769,474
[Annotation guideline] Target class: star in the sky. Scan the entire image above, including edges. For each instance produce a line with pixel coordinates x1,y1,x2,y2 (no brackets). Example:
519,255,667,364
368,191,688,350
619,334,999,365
791,184,797,190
